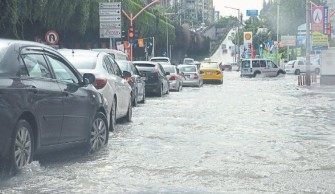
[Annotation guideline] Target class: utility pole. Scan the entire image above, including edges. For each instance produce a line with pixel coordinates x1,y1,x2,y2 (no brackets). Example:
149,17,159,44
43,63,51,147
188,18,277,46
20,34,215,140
276,0,280,67
306,0,311,86
224,6,240,68
122,0,160,61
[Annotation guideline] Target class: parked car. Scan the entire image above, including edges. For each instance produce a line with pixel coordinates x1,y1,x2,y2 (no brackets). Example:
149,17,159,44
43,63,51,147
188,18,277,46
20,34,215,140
177,64,203,87
116,60,146,106
149,57,172,66
200,62,223,84
0,39,109,173
183,58,195,65
220,62,232,71
59,49,132,131
284,59,320,75
162,64,184,92
133,61,170,97
241,59,286,77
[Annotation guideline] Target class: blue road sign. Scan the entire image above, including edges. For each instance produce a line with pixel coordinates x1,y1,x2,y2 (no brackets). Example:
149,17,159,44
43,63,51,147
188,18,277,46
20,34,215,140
246,10,258,16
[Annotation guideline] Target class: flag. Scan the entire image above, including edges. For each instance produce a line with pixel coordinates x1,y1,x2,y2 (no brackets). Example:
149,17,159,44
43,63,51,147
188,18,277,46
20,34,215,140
138,38,144,47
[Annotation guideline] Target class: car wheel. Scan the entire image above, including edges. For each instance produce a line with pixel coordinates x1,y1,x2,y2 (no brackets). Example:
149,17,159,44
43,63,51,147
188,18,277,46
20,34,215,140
157,85,163,97
109,97,117,132
253,72,261,77
315,68,320,75
295,69,300,75
124,99,132,122
219,79,223,84
140,91,146,104
132,90,138,107
89,112,108,153
7,119,34,173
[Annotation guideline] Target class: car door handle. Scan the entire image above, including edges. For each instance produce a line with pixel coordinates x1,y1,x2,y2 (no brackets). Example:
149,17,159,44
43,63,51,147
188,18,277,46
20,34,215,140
62,91,69,97
28,85,38,94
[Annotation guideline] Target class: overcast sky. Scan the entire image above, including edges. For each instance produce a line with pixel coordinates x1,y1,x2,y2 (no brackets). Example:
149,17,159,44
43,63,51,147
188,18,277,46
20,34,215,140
213,0,265,18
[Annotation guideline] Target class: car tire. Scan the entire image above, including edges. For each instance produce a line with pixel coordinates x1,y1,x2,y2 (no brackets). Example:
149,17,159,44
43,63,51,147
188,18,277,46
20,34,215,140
157,85,163,97
132,90,138,107
109,97,117,132
140,91,146,104
89,112,108,153
253,72,261,77
124,100,132,122
7,119,34,174
219,79,223,84
295,69,300,75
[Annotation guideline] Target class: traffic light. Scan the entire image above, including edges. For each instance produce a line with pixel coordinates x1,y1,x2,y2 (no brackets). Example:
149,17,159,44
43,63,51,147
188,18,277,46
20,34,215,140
129,26,134,39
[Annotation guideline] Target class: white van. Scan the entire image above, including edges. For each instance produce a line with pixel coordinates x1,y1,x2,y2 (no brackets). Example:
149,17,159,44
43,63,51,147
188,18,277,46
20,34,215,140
241,59,286,77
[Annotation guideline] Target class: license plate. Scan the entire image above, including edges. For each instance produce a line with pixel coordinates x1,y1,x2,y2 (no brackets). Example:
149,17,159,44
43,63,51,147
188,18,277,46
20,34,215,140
206,72,212,75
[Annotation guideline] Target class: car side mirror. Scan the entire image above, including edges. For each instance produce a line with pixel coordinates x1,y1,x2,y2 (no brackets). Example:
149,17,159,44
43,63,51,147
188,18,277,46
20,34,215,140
83,73,95,85
123,71,131,78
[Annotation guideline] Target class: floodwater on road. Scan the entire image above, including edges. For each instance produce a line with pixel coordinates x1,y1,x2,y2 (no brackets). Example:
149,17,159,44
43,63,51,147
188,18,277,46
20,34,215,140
1,72,335,193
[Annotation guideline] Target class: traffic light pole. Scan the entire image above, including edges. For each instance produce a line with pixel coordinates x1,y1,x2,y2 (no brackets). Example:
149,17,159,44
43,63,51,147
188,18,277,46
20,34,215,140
122,0,160,61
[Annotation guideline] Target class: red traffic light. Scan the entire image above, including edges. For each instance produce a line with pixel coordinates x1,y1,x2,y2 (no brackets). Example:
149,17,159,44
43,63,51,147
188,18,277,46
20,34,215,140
129,26,134,38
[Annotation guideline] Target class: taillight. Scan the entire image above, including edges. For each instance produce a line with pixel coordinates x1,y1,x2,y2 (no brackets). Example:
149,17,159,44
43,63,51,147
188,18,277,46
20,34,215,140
194,73,199,79
216,71,221,75
94,78,107,89
169,76,177,80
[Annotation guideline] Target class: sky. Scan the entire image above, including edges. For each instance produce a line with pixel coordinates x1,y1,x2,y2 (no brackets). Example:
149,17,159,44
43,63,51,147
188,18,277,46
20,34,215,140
213,0,265,18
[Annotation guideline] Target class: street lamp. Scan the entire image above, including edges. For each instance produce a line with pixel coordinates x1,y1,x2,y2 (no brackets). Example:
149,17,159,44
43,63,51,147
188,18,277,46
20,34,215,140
224,6,240,67
164,12,178,59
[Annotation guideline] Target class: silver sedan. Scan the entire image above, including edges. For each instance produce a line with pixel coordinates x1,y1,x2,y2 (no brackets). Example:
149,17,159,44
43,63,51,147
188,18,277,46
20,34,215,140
177,65,203,87
162,65,184,91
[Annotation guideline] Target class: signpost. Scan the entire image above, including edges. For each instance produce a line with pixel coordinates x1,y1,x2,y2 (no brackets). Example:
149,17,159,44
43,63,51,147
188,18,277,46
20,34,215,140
99,2,122,48
45,30,59,45
246,10,258,17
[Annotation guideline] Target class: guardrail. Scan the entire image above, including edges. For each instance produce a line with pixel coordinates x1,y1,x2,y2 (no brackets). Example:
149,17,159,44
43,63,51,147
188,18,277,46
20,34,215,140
298,73,318,86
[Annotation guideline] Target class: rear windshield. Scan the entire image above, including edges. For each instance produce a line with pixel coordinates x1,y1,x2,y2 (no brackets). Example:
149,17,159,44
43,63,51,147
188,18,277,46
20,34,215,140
184,59,194,64
135,63,156,72
63,55,97,69
242,60,251,68
201,63,218,68
162,66,176,73
151,58,168,62
178,66,196,72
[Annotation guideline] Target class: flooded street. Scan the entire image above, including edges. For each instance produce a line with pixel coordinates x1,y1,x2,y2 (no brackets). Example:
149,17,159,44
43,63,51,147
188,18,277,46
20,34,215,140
1,72,335,193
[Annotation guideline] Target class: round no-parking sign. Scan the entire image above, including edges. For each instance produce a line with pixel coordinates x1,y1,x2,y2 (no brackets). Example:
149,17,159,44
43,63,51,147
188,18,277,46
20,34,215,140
45,30,59,45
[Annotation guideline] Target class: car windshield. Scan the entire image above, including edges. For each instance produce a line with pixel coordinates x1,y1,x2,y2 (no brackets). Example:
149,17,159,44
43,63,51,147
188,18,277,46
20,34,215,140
162,66,176,73
151,58,168,62
287,61,295,65
242,60,251,68
63,55,97,69
178,66,196,72
201,63,218,68
135,63,156,72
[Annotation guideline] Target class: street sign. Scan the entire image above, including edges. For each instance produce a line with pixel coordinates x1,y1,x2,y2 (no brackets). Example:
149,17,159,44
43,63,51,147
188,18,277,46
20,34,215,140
246,10,258,16
100,29,121,38
99,2,121,38
45,30,59,45
281,35,296,46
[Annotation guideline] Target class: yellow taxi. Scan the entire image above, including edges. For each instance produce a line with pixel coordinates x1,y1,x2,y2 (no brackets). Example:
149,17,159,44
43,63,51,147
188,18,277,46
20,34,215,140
200,62,223,84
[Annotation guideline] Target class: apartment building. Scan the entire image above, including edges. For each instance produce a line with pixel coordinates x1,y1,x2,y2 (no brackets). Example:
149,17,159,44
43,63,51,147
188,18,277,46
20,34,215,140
164,0,215,25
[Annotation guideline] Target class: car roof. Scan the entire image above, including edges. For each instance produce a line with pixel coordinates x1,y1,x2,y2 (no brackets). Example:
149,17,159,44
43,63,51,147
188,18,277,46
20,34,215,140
133,61,158,65
58,49,101,57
